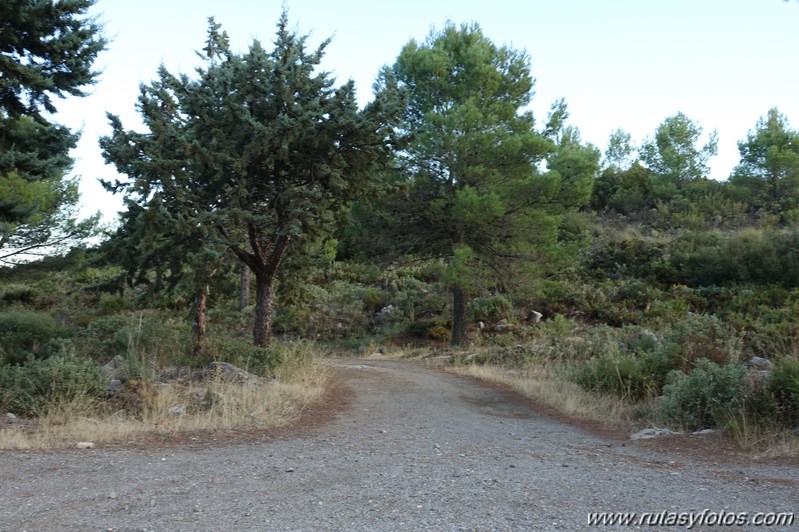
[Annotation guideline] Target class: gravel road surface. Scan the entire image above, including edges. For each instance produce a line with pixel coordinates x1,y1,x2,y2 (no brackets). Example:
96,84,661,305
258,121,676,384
0,359,796,531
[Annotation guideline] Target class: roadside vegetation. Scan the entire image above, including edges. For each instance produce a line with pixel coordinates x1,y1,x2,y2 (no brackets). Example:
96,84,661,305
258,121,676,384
1,4,798,455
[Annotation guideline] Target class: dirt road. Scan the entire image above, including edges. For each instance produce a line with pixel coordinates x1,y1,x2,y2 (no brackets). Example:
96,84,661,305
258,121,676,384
0,359,796,531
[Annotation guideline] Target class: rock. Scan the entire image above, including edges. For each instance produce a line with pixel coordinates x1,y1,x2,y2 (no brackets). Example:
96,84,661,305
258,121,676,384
75,441,95,449
375,305,394,322
639,329,659,344
205,362,263,384
691,428,716,435
744,357,772,387
630,428,681,440
493,319,513,333
101,355,126,376
744,356,772,370
108,492,118,499
525,310,543,323
190,390,220,409
107,379,123,395
6,412,17,422
477,321,485,330
158,367,194,382
167,405,185,415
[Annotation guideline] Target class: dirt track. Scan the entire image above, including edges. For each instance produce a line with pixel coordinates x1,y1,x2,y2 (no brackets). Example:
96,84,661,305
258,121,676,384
0,359,796,531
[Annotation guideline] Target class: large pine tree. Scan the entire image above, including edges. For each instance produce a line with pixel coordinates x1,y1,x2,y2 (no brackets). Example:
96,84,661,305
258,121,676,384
384,23,597,345
101,15,400,347
0,0,105,263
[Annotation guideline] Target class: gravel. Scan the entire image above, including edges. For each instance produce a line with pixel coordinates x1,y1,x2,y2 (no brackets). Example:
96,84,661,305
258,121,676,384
0,359,796,531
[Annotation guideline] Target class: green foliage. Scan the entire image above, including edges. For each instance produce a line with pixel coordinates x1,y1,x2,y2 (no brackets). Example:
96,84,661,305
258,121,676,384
203,336,283,376
658,359,747,430
0,0,106,117
729,108,799,216
573,353,660,401
74,313,189,375
470,294,514,323
641,112,718,189
405,318,452,342
668,227,799,288
100,13,398,347
0,354,107,417
386,22,596,345
0,310,70,364
0,0,105,264
769,357,799,427
0,283,42,305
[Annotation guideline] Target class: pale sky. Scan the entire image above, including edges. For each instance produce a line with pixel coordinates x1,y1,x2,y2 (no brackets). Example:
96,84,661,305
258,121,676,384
55,0,799,222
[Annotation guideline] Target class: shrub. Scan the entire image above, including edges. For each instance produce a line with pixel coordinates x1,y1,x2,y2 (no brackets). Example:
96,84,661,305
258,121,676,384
75,313,188,370
661,313,740,369
0,284,42,306
0,310,70,364
0,354,107,417
99,294,129,314
73,315,131,362
658,359,747,431
405,318,451,342
572,353,662,401
769,357,799,428
470,294,514,323
203,336,284,376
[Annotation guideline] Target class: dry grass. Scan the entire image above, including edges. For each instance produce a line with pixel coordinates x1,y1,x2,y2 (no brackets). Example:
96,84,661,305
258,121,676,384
0,353,328,451
447,362,645,429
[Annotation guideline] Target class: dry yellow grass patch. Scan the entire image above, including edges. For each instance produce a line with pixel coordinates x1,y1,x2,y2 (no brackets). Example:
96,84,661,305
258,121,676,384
0,363,328,451
449,363,643,429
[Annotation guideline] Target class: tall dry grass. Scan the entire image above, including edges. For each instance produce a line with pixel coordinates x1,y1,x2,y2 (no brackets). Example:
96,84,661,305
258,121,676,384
0,341,328,450
447,362,647,430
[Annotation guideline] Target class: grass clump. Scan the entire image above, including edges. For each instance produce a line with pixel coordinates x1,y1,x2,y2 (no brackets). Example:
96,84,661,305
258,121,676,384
0,354,107,417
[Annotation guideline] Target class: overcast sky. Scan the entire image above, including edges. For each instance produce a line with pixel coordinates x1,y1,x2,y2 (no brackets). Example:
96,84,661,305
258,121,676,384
55,0,799,222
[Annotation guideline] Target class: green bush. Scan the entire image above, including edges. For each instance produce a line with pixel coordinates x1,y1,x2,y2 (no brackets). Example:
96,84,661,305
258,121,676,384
769,357,799,428
0,284,42,306
76,313,188,368
658,359,747,430
0,310,71,364
0,354,107,417
203,336,284,376
572,353,662,400
405,318,451,342
99,294,129,314
470,294,514,323
74,315,131,362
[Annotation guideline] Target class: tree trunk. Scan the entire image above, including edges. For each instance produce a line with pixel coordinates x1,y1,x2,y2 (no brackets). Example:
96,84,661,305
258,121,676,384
253,271,276,347
239,263,251,311
193,285,208,355
451,284,467,347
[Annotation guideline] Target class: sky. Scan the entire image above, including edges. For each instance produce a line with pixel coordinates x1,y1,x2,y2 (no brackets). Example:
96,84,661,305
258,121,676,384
54,0,799,223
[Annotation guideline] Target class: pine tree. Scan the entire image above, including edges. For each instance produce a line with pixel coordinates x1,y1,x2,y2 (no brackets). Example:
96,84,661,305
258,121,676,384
386,23,597,345
0,0,105,263
101,14,400,347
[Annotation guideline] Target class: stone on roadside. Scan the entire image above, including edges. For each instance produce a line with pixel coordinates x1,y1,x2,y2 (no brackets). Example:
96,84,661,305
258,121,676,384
76,441,95,449
630,428,681,440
